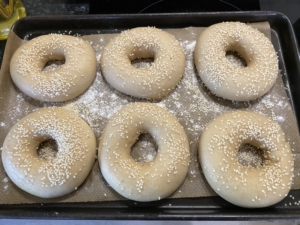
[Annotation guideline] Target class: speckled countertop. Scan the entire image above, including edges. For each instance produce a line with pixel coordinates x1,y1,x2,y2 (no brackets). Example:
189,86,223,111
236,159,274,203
23,0,89,16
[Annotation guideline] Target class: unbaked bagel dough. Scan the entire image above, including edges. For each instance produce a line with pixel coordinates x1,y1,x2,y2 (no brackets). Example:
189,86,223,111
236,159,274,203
100,27,186,99
194,22,278,101
10,34,97,102
98,102,190,201
2,107,97,198
199,111,293,208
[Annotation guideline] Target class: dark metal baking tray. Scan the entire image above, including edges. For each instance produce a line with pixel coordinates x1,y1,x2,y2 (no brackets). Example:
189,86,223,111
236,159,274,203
1,11,300,220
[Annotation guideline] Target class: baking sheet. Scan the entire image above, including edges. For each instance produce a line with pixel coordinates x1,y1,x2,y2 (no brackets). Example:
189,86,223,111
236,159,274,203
1,21,300,205
1,12,297,218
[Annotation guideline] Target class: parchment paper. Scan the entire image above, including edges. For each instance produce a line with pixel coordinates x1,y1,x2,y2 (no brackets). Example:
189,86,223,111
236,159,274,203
0,22,299,204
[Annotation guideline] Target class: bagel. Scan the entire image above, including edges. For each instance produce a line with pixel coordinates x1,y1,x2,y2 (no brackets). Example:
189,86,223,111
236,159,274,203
1,107,96,198
100,27,186,99
98,102,190,201
199,111,293,208
194,22,278,101
10,34,97,102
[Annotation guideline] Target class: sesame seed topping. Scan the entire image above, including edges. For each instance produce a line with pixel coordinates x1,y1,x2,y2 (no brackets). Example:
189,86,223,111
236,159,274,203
10,34,96,102
200,110,293,208
100,27,185,99
2,107,96,198
99,102,190,201
195,22,278,101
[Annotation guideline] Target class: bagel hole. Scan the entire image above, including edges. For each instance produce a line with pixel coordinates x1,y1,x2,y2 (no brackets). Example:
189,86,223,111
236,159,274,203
37,139,58,160
237,144,266,168
226,51,247,68
131,58,154,68
130,133,157,163
43,59,65,72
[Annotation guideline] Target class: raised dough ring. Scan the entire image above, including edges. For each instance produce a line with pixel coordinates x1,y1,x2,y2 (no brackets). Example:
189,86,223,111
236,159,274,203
194,22,278,101
100,27,186,99
10,34,97,102
2,107,96,198
99,102,190,201
199,111,293,208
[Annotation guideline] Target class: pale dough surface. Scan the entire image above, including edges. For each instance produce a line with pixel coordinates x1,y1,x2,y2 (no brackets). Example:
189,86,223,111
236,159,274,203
194,22,278,101
10,34,97,102
199,111,293,208
98,102,190,201
2,107,97,198
100,27,186,99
